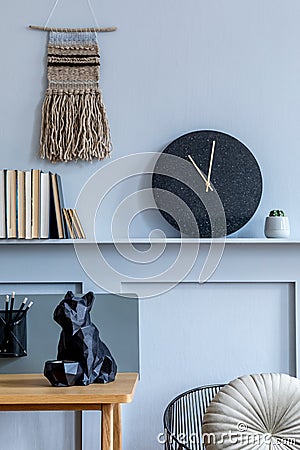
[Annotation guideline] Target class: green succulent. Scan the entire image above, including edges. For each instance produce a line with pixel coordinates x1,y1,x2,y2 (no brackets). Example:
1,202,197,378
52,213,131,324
269,209,285,217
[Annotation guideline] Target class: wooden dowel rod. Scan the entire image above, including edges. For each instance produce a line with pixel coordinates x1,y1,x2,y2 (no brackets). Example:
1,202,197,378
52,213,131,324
28,25,117,32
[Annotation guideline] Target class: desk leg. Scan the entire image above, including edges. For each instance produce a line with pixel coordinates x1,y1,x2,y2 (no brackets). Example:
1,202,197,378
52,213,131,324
102,404,113,450
113,404,122,450
75,411,83,450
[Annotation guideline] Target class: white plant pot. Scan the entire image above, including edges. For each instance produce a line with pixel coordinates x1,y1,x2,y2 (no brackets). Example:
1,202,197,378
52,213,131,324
264,216,290,238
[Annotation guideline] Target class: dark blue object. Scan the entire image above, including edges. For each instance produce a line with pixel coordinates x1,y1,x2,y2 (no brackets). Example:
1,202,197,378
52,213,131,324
152,130,263,237
49,291,117,386
44,360,83,387
0,311,27,358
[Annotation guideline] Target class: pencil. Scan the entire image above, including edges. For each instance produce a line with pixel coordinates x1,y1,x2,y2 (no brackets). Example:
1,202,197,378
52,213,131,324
4,295,9,325
14,297,28,323
8,291,15,326
17,301,33,322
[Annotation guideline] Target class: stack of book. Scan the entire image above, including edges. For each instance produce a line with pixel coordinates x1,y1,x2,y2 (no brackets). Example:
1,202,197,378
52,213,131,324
0,170,85,239
62,208,86,239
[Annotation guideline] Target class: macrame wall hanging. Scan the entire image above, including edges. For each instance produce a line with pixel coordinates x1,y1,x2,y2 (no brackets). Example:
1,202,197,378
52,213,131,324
29,0,117,163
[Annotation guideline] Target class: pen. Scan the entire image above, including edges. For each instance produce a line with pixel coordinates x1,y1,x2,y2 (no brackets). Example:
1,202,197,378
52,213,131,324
14,297,28,323
4,295,9,325
16,301,33,323
8,292,15,326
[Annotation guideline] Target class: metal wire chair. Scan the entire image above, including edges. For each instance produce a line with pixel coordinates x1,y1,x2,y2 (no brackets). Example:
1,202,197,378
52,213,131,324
163,384,224,450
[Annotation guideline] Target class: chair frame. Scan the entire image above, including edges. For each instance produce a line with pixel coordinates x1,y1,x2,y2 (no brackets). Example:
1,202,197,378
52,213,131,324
163,383,225,450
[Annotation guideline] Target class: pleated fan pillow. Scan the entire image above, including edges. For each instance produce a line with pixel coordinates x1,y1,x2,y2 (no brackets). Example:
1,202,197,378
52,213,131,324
202,373,300,450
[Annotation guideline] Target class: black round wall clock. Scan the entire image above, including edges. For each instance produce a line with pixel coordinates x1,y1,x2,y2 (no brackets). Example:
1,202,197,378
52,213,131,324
152,130,263,238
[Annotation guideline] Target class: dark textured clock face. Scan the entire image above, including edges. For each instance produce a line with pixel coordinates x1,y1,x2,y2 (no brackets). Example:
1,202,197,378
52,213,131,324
152,130,263,238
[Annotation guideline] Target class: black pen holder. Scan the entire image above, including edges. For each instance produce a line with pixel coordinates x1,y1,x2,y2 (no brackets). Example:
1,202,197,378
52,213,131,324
0,310,27,357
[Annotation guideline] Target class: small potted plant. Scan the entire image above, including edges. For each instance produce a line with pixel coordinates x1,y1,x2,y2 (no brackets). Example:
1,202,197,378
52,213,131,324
264,210,290,238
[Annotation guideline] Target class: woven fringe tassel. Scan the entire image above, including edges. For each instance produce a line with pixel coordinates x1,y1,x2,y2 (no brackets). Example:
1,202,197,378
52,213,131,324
40,90,112,162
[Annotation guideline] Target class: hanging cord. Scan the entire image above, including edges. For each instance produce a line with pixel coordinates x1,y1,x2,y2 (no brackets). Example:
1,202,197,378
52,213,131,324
44,0,99,28
29,0,117,32
44,0,60,28
87,0,100,28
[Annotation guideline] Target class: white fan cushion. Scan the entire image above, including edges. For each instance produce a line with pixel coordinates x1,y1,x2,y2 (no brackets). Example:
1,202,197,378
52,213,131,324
202,373,300,450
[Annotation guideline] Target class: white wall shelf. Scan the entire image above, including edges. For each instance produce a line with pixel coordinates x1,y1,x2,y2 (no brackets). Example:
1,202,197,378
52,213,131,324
0,238,299,245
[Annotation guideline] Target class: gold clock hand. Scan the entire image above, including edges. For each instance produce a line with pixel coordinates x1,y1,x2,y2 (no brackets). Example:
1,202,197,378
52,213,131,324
206,140,216,192
187,155,213,191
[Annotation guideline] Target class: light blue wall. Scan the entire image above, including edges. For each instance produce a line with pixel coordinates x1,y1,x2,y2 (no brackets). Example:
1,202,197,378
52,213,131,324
1,2,299,450
1,0,299,238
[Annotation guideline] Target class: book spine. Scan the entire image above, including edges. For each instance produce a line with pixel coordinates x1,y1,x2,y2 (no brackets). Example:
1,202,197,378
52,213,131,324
17,171,26,239
40,173,50,239
6,170,17,239
49,172,59,239
31,169,40,239
56,174,66,238
0,170,6,239
61,206,70,239
25,171,32,239
73,209,86,239
69,209,80,239
51,173,64,239
62,208,75,239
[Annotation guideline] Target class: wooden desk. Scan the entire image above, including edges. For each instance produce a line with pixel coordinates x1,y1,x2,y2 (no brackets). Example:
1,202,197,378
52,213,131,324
0,372,138,450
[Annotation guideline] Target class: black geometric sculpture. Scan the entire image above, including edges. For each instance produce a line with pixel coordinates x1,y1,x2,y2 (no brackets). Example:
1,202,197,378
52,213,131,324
45,291,117,386
44,360,84,387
